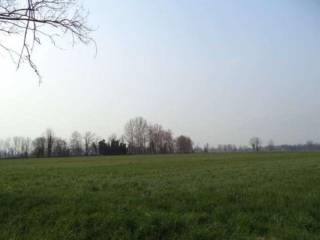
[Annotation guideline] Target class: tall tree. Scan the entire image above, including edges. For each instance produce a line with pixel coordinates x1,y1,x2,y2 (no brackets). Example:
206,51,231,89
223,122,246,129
204,143,209,153
45,128,55,157
32,137,46,157
124,117,148,154
124,119,135,153
4,138,13,158
83,131,95,156
250,137,261,152
175,135,193,154
21,137,31,157
13,136,23,156
162,129,174,154
148,124,163,154
148,124,174,154
53,138,69,157
267,139,274,152
70,131,82,156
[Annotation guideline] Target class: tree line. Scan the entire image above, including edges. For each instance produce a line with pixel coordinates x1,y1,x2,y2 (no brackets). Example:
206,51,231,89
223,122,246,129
195,137,320,153
0,117,193,159
1,121,319,159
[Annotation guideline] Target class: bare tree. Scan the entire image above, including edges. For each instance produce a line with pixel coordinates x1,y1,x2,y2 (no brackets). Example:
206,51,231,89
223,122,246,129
0,139,4,158
4,138,14,157
83,131,95,155
204,143,209,153
70,131,82,156
267,139,274,152
21,137,31,157
250,137,261,152
0,0,93,81
124,117,148,154
124,119,135,153
12,136,31,157
45,128,54,157
32,136,46,157
148,124,174,154
162,129,174,154
133,117,148,153
13,136,23,156
53,138,69,156
148,123,163,154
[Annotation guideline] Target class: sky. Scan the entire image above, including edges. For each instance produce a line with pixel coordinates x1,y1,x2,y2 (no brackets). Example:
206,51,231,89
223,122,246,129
0,0,320,146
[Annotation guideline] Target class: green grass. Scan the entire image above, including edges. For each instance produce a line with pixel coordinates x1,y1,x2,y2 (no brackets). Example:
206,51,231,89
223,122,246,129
1,153,320,240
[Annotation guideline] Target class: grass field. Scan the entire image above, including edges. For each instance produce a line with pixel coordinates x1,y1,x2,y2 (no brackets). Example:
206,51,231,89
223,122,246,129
1,153,320,240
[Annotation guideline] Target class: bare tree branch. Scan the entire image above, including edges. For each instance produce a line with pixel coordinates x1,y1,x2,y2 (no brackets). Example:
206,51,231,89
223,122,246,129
0,0,93,82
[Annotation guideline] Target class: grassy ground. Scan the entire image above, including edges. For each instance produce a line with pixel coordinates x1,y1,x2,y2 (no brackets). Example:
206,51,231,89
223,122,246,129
1,153,320,240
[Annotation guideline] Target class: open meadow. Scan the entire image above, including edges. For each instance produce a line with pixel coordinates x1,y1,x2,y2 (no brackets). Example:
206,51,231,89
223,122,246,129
1,153,320,239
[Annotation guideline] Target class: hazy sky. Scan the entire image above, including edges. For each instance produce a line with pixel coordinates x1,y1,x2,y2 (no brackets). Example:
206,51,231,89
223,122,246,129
1,0,320,146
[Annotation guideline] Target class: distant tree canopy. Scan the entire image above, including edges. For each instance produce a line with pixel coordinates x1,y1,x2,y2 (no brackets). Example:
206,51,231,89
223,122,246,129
124,117,176,154
0,0,93,80
175,135,193,154
0,117,194,159
1,122,320,159
98,138,127,156
250,137,261,152
124,117,148,154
